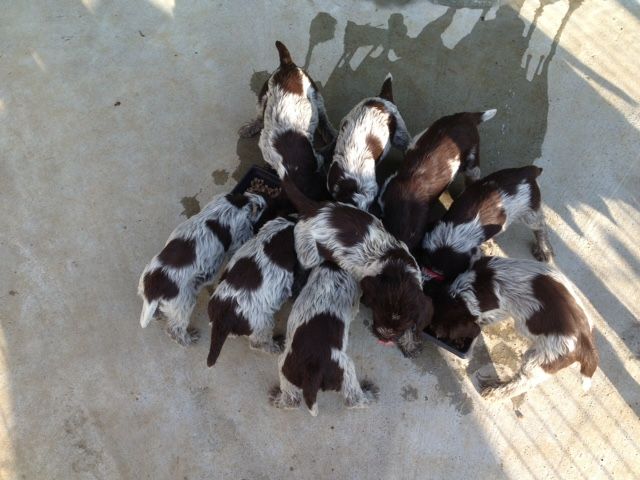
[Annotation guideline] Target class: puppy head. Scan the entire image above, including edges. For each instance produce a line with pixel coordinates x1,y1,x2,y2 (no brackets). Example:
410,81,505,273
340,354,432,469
361,271,432,343
430,294,480,341
419,246,476,282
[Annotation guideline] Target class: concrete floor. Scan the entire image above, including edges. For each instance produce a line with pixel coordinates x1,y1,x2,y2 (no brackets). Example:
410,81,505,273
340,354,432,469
1,0,639,478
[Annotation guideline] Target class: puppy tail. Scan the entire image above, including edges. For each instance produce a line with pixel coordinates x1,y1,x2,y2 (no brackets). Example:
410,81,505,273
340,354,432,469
139,299,159,328
275,41,294,67
302,369,323,417
479,109,497,123
579,332,599,391
281,174,321,217
378,73,394,103
207,323,230,367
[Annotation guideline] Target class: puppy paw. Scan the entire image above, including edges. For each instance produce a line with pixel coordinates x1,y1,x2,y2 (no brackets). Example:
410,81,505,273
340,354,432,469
399,341,423,358
360,379,380,401
167,327,199,346
237,120,262,138
532,243,554,262
346,396,370,409
269,385,300,409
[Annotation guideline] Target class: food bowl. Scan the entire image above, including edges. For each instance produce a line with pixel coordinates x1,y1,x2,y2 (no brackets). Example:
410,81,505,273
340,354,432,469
421,326,478,359
231,164,281,197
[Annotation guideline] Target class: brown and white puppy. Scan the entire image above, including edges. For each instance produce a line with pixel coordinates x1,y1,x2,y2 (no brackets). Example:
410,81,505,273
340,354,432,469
326,74,411,210
419,166,554,282
282,175,433,357
270,262,378,416
207,217,297,366
239,42,336,141
138,193,266,345
377,109,496,251
253,41,334,200
442,256,598,400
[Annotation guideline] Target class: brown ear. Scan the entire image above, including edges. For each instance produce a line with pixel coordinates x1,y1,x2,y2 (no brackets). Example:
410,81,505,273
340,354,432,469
360,276,378,307
416,293,434,332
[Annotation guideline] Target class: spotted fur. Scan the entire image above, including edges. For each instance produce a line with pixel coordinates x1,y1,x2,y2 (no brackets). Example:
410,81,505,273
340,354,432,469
420,166,554,281
207,217,297,366
447,257,598,400
270,263,377,415
138,193,266,345
282,176,431,357
327,75,411,211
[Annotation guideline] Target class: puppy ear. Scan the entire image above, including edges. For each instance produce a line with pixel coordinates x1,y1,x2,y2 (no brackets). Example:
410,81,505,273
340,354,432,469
360,276,378,306
415,294,434,332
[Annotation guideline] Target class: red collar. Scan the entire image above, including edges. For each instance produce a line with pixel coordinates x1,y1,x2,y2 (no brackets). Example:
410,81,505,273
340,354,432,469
421,266,445,282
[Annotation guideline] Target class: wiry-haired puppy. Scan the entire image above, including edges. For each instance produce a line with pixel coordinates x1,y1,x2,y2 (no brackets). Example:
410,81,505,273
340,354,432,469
441,256,598,400
378,109,496,251
254,41,335,200
283,176,433,357
420,166,554,282
207,217,297,366
326,74,411,210
270,262,378,416
138,193,267,345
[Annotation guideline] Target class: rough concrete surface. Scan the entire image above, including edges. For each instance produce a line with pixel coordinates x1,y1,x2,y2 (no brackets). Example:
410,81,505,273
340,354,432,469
1,1,639,479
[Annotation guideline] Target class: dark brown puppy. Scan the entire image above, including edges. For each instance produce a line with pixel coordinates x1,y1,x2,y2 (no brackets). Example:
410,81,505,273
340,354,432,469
377,109,496,251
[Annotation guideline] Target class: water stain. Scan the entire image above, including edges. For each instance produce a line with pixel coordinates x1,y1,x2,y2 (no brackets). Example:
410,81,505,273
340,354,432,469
9,290,18,296
410,345,475,415
211,169,230,185
401,384,418,401
180,193,201,218
317,1,580,175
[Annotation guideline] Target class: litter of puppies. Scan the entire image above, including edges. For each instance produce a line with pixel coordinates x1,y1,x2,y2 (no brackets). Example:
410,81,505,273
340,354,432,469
138,41,598,413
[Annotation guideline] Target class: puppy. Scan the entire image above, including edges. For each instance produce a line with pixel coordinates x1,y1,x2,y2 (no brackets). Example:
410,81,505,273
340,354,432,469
138,193,266,345
207,216,297,366
282,175,433,357
255,41,335,200
269,262,378,416
326,74,411,210
442,256,598,400
239,42,335,141
419,166,554,282
378,109,496,251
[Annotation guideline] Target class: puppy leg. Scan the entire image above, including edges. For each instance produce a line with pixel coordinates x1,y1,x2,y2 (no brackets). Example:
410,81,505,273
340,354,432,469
333,350,378,408
249,318,282,354
165,293,199,346
293,222,322,269
269,354,302,409
397,329,423,358
522,209,554,262
480,348,550,400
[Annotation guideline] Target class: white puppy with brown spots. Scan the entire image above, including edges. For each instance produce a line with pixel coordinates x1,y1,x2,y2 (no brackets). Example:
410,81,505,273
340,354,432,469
207,217,298,366
327,74,411,211
138,193,266,345
254,41,335,200
270,262,378,416
440,256,598,400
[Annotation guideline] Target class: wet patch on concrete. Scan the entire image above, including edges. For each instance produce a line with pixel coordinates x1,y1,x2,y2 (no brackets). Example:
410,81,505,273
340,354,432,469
180,193,201,218
211,169,230,185
411,345,475,415
490,341,520,372
9,290,18,296
401,384,418,401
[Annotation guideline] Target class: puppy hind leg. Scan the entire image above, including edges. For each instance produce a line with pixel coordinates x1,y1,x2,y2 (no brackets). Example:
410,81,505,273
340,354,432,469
165,294,199,346
249,318,282,354
522,209,554,262
294,223,322,269
335,351,377,408
481,349,550,400
270,355,302,409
